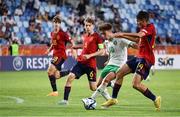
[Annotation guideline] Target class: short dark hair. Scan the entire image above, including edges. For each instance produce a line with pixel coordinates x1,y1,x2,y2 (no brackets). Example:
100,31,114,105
98,23,112,32
136,11,149,22
53,15,61,23
84,17,94,24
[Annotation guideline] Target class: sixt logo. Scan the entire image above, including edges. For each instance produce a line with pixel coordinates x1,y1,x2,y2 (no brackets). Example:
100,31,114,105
158,57,174,66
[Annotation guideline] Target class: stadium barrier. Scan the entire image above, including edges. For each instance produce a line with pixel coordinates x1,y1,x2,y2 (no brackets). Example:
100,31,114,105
0,56,77,71
1,45,180,71
154,54,180,70
1,54,180,71
0,55,109,71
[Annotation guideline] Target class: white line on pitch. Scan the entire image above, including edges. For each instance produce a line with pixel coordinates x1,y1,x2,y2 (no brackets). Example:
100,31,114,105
1,96,24,104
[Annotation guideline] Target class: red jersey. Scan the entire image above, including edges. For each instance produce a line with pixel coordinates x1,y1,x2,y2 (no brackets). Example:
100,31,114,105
77,32,103,69
51,30,71,60
137,23,156,64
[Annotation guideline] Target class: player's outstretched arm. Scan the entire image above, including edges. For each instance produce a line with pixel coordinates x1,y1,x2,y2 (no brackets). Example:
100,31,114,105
105,32,139,43
121,35,140,43
45,44,53,55
109,31,147,43
83,48,105,60
71,44,83,49
129,42,138,49
121,31,145,38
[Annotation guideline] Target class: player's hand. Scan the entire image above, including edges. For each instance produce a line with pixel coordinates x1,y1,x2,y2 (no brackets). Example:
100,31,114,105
115,32,124,37
83,54,92,60
45,50,50,55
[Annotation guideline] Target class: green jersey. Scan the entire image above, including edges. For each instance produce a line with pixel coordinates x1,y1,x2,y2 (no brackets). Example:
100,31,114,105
105,38,131,67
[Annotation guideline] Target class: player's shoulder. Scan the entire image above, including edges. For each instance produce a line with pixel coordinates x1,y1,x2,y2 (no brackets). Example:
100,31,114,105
147,23,155,29
60,29,70,38
114,38,126,43
93,32,101,37
58,29,68,35
115,38,131,46
93,32,104,41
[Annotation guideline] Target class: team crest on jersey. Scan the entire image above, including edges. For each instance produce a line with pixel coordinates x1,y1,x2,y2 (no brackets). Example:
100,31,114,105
113,40,117,45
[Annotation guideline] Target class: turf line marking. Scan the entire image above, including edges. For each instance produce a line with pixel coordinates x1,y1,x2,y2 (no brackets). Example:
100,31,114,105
3,96,24,104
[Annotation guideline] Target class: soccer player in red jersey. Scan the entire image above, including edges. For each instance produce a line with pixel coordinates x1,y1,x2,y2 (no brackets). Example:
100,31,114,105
102,11,161,111
45,15,72,96
58,17,105,105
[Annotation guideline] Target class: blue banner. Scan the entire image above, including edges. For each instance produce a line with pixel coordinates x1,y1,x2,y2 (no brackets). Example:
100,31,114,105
0,56,77,71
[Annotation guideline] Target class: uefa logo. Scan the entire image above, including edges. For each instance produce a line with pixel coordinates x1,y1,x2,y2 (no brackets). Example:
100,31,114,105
13,56,23,71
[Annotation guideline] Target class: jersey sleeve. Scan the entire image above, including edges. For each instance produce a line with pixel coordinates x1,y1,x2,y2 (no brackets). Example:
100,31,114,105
63,32,71,43
118,38,131,47
96,34,104,49
141,24,154,36
64,32,72,43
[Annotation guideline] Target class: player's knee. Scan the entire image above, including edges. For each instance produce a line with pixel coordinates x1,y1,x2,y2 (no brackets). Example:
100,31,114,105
116,72,124,81
66,73,75,86
104,78,110,84
132,83,140,90
55,71,60,79
47,69,54,76
68,73,75,79
90,86,96,91
105,72,116,82
116,70,124,78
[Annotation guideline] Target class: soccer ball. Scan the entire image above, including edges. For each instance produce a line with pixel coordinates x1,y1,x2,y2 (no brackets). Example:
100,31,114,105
82,98,97,110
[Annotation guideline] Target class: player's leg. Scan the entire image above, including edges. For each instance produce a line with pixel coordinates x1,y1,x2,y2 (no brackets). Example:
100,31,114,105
132,73,161,111
113,64,133,97
96,77,103,87
89,77,103,99
81,65,97,91
91,72,115,100
95,65,118,100
98,65,117,89
54,70,70,79
47,64,59,96
132,59,161,111
58,72,76,105
101,65,119,89
52,58,67,79
101,57,139,107
47,58,65,96
82,68,97,107
90,65,111,99
58,62,84,105
101,64,132,107
99,72,116,100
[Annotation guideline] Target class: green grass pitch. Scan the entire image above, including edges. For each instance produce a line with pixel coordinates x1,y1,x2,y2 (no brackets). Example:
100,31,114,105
0,70,180,117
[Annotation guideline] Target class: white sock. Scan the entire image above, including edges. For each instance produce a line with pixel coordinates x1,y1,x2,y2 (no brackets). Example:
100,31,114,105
91,90,99,100
101,88,111,100
91,83,111,100
91,83,107,100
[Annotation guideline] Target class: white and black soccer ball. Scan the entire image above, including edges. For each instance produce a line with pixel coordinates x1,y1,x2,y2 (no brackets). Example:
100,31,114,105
82,98,97,110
